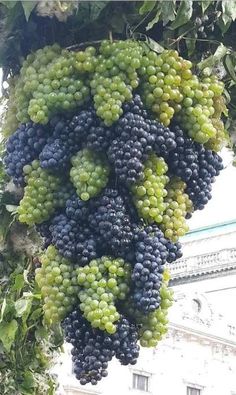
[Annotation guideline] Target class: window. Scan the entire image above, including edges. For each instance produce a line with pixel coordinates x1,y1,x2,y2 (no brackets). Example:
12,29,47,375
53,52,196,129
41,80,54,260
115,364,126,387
192,299,201,313
133,373,149,392
187,387,201,395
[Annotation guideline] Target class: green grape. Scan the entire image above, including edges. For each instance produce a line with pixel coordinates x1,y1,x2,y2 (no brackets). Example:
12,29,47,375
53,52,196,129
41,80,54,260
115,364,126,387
76,256,131,333
131,153,169,224
14,44,90,125
18,160,61,225
139,49,188,126
70,148,110,201
91,40,143,125
35,245,78,325
160,177,193,242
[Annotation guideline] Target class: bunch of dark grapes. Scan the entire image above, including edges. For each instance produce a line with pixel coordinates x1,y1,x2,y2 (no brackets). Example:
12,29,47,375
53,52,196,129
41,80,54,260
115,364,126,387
65,193,89,221
131,225,182,313
166,124,224,210
4,122,49,186
165,124,199,181
39,109,95,171
89,188,133,256
108,94,176,186
186,147,223,210
63,310,139,385
50,214,98,264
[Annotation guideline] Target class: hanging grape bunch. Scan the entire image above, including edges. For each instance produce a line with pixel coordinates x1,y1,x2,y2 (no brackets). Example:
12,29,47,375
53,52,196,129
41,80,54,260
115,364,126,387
3,39,226,386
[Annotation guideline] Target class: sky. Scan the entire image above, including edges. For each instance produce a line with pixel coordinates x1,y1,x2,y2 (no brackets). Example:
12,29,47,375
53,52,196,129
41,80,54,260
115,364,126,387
0,69,235,231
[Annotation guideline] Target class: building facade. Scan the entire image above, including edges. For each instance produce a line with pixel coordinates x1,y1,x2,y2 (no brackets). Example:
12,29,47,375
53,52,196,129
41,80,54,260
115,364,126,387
55,220,236,395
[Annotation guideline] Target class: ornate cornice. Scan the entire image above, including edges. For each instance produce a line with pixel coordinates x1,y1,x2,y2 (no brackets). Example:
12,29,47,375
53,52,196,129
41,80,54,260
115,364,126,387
167,247,236,284
167,323,236,353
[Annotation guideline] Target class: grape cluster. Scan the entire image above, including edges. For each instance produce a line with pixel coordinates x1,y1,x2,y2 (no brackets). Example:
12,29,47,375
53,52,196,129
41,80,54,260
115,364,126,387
77,256,131,334
70,149,110,201
139,49,190,126
3,39,227,388
4,122,49,186
124,270,173,348
160,177,193,241
18,160,61,225
176,75,225,145
65,193,89,221
35,245,78,325
89,188,133,256
131,226,180,313
131,153,169,224
91,40,143,125
50,214,98,264
63,310,139,385
108,95,176,186
15,44,90,124
186,147,223,210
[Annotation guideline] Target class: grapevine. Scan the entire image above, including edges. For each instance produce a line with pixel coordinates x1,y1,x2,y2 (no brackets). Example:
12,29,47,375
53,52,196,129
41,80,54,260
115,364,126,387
0,36,227,392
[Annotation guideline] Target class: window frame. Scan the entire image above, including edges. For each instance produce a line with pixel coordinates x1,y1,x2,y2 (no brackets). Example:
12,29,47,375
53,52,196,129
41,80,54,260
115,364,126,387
187,386,202,395
132,372,150,392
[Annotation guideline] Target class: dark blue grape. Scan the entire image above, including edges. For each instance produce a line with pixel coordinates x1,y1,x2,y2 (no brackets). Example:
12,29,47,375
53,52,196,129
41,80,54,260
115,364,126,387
4,122,49,186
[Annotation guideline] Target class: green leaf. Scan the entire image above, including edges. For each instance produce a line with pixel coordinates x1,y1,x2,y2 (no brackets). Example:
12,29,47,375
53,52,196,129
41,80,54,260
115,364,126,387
89,1,107,21
12,273,25,292
170,0,193,29
160,1,176,25
139,1,156,15
0,319,18,352
29,307,42,322
222,0,236,24
185,31,197,57
198,44,229,70
201,0,212,13
15,297,32,320
146,9,161,30
21,1,36,21
217,15,232,33
224,54,236,81
0,1,18,9
21,371,35,390
0,298,6,323
145,37,165,53
5,204,18,213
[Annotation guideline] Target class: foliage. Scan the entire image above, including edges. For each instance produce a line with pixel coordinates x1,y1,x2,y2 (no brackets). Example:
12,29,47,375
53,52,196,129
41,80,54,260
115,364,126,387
0,153,60,394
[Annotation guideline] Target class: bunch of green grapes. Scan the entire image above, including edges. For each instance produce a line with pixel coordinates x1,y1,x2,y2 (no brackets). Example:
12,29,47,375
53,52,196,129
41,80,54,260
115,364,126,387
73,46,98,73
14,44,90,124
176,75,217,144
160,177,193,241
2,77,19,137
70,148,110,201
35,245,78,325
131,153,169,224
139,49,191,126
18,160,61,225
90,40,143,125
77,256,131,334
206,77,229,151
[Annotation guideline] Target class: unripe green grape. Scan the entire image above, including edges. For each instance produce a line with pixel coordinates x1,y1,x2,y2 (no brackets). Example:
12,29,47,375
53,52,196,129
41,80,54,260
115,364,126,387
131,153,169,224
160,177,193,242
35,245,78,325
18,160,63,225
76,256,131,333
70,148,110,201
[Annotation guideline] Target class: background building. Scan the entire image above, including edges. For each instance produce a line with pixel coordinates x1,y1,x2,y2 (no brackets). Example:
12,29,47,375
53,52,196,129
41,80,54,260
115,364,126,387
55,220,236,395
